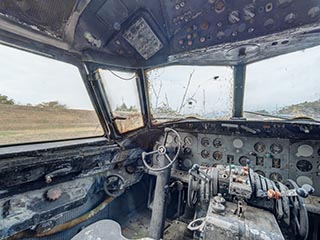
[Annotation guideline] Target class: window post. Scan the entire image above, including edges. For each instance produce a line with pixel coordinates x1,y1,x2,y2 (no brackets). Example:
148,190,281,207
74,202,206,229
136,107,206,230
232,64,246,119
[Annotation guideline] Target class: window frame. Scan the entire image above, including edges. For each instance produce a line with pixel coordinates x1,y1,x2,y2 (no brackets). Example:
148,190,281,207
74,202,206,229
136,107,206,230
96,68,146,135
0,43,107,148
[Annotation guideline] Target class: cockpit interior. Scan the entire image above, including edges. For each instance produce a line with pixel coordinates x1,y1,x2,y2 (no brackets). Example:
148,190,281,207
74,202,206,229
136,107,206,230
0,1,320,239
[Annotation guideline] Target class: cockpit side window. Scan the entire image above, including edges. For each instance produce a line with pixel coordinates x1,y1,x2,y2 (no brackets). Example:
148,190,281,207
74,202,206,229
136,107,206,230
244,46,320,121
98,69,144,133
0,44,104,146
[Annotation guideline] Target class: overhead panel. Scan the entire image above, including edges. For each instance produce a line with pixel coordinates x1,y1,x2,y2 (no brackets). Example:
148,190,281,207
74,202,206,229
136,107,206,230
72,0,320,66
0,0,77,38
123,17,163,60
160,0,320,53
96,0,129,29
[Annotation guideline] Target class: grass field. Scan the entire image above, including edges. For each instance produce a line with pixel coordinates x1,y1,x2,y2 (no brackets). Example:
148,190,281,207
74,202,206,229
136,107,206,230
0,104,104,146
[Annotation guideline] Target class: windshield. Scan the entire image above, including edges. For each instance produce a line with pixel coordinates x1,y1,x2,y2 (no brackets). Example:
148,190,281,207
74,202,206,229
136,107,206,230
146,66,233,123
244,45,320,121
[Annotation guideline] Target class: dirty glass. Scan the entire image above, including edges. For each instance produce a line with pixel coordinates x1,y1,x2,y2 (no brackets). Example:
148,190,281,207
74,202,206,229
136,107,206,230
244,45,320,121
146,66,233,123
98,69,144,133
0,44,104,146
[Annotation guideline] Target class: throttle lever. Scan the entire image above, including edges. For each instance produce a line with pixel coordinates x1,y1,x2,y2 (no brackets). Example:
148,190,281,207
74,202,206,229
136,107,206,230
296,184,315,198
189,164,210,182
267,184,314,199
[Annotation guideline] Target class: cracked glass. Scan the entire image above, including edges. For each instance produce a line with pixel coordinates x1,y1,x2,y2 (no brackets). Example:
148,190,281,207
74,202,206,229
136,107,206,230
146,65,234,123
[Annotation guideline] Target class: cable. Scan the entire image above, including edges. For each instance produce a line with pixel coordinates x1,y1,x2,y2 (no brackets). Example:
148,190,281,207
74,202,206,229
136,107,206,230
109,70,136,80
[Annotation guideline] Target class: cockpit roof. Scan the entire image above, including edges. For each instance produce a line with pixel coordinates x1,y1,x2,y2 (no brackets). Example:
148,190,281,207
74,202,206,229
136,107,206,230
0,0,320,69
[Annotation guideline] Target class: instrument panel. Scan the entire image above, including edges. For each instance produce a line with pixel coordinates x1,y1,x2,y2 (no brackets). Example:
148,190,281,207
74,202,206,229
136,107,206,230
168,131,320,196
289,140,320,190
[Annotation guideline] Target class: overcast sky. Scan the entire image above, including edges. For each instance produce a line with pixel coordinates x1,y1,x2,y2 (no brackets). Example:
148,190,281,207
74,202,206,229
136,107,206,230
245,45,320,112
0,43,319,113
0,44,94,110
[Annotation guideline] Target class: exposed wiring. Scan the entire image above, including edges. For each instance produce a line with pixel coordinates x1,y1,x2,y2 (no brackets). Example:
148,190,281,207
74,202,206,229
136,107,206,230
109,70,136,80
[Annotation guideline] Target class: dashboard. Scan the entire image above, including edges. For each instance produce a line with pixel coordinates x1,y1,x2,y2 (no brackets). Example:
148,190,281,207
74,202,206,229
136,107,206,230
165,129,320,196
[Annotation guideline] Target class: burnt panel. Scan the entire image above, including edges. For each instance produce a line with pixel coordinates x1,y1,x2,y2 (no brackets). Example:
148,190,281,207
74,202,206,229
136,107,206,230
96,0,129,27
165,0,320,53
0,0,77,37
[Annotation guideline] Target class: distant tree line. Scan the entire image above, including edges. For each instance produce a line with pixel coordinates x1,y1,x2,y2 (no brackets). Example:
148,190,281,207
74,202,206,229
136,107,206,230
115,102,137,112
0,94,67,109
36,101,67,110
0,94,14,105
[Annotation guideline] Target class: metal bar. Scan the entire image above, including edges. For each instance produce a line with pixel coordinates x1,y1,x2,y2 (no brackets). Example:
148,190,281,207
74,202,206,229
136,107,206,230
90,70,119,139
137,69,152,127
80,65,111,139
149,165,171,239
232,64,246,119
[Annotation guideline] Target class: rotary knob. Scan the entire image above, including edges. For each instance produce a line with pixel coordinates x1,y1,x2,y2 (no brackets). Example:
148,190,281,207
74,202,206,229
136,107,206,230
47,188,62,201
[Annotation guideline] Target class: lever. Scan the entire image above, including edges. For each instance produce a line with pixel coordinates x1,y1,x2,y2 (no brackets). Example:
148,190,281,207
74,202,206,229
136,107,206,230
189,164,210,182
296,184,315,198
267,184,314,200
45,165,72,184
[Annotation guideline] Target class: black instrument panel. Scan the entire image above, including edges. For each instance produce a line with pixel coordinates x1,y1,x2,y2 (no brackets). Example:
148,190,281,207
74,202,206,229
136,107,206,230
168,130,320,196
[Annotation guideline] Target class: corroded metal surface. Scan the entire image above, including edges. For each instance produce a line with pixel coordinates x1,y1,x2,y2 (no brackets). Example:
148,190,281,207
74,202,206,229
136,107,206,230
202,201,284,240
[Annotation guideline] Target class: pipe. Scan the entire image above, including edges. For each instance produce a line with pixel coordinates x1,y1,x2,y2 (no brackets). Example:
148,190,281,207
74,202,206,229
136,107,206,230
36,197,114,237
149,161,171,240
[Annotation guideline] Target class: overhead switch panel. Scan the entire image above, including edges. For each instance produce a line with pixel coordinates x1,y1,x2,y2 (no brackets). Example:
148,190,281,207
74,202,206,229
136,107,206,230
123,17,163,60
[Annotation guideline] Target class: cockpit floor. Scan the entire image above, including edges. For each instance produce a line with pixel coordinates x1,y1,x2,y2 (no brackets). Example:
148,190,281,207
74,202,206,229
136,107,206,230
121,208,151,239
120,207,193,240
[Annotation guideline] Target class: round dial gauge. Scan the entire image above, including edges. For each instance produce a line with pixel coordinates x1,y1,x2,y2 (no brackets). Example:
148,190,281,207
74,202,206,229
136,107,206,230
296,144,313,157
270,143,283,154
213,151,223,161
184,147,192,155
296,176,313,186
182,159,193,169
201,137,210,147
213,138,223,148
239,156,249,166
254,142,266,153
201,150,210,159
269,173,282,182
296,160,313,172
233,139,244,149
184,136,193,146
